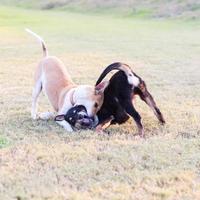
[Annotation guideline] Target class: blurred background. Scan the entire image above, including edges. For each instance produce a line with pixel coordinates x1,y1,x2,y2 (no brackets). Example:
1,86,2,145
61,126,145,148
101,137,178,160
0,0,199,19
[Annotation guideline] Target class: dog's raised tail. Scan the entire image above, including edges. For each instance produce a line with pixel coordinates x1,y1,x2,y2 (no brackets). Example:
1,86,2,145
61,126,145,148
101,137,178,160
95,62,140,86
25,28,48,57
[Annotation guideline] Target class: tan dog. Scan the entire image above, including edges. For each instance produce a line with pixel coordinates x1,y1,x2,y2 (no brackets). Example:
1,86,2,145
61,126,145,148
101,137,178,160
26,29,108,132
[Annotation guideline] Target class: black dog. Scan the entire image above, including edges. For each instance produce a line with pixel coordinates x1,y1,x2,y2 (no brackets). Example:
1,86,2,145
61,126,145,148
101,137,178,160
95,62,165,137
55,105,94,130
61,62,165,136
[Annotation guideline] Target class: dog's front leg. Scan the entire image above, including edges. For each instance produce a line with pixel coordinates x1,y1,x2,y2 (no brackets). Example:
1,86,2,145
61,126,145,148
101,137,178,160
124,100,144,137
39,112,55,120
96,116,114,133
56,120,73,132
56,104,73,132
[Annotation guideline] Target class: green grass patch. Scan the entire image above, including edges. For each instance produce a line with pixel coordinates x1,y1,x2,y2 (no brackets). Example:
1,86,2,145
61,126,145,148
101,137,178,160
0,0,199,19
0,136,9,148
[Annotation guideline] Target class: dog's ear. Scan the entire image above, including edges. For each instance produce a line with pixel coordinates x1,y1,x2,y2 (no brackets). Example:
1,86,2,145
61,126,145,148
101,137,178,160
55,115,65,121
95,81,109,95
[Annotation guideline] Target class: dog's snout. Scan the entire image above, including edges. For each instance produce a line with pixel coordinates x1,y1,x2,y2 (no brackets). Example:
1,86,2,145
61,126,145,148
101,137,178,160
90,116,95,121
83,114,88,119
81,118,93,127
78,114,88,120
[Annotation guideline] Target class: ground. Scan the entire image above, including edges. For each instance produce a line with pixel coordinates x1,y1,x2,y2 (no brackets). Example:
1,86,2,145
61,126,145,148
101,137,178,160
0,5,200,200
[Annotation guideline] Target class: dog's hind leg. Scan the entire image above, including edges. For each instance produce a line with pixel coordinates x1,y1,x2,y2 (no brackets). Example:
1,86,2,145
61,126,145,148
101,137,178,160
31,80,42,119
124,100,144,137
134,87,165,124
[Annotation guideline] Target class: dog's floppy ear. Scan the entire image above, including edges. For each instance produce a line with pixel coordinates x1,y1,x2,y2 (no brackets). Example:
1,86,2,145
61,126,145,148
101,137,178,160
95,81,109,95
55,115,65,121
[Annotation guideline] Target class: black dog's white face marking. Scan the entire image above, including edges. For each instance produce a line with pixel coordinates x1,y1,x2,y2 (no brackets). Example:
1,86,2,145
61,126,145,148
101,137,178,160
55,105,95,130
127,71,140,86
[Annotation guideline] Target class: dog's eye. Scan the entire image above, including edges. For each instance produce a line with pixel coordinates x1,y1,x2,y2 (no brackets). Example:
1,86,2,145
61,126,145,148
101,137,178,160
94,102,98,108
129,73,133,76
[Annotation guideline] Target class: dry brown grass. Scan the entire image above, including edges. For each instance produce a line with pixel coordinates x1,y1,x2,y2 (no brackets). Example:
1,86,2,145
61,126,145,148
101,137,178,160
0,6,200,200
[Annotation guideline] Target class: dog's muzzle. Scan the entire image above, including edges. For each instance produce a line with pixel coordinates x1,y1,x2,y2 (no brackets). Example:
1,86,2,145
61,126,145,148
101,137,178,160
78,113,93,127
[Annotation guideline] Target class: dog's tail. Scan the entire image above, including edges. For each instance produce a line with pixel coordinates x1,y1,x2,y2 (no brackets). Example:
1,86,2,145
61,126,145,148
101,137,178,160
95,62,140,86
25,28,48,57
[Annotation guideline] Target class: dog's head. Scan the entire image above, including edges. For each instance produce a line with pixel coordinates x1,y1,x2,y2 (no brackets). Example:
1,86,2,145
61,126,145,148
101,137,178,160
55,105,96,129
73,82,109,118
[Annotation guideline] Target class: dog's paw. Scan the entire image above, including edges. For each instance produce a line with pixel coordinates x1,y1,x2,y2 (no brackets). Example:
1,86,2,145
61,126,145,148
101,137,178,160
56,120,74,132
65,127,73,132
39,112,54,120
31,113,38,120
63,124,73,132
95,126,106,134
137,129,145,139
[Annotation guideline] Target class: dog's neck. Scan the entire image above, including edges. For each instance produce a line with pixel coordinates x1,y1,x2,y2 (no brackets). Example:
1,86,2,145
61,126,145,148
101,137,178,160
58,85,77,110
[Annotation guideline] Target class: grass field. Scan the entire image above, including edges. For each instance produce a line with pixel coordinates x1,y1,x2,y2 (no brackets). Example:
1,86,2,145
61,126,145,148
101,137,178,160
1,0,200,19
0,5,200,200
